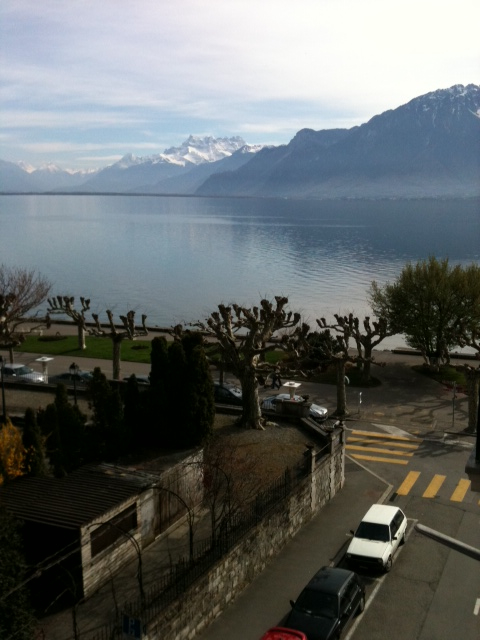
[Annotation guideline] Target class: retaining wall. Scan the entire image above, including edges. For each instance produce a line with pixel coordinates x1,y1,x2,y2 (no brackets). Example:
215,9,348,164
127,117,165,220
146,431,345,640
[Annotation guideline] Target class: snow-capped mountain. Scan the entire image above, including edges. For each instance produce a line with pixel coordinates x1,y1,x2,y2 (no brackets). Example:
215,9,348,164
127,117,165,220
68,136,252,193
1,86,479,197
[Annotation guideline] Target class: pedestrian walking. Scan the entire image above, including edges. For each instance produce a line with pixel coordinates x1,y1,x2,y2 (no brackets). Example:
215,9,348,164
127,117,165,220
271,368,282,389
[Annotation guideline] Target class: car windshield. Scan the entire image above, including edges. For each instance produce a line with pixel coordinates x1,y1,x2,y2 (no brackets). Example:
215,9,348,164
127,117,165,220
295,588,338,619
15,366,34,375
355,522,390,542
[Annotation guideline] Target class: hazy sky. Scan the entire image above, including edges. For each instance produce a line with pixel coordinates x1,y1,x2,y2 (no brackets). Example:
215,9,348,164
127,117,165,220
1,0,478,170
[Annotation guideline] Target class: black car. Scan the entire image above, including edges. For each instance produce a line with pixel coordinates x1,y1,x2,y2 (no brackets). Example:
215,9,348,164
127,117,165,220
50,370,93,385
285,566,365,640
213,382,243,405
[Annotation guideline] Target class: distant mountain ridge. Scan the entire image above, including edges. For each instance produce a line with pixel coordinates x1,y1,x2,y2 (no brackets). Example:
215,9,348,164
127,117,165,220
197,84,480,199
1,85,479,198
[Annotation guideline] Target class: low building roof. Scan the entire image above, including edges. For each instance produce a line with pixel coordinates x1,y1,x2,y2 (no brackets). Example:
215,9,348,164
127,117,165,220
0,464,156,530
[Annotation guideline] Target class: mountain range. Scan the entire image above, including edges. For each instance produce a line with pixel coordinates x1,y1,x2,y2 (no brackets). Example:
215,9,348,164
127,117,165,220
1,84,479,198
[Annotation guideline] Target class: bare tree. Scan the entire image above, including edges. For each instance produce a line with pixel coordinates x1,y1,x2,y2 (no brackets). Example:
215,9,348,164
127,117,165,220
194,296,301,429
316,316,356,417
90,310,148,380
47,296,91,350
203,438,263,545
348,315,390,383
0,265,51,361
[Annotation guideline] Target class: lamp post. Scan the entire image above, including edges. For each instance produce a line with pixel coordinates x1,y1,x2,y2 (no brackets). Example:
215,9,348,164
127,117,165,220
0,355,6,424
69,362,79,405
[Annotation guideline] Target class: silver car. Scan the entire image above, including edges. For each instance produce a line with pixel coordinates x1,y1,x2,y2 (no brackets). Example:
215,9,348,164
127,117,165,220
2,363,47,384
261,394,328,421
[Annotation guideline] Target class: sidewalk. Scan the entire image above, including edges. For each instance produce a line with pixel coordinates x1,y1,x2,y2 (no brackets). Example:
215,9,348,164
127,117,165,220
196,457,390,639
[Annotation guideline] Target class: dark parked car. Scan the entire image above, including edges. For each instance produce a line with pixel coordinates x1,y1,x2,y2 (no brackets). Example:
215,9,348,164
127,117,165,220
123,374,150,385
285,566,365,640
50,370,93,385
213,382,243,405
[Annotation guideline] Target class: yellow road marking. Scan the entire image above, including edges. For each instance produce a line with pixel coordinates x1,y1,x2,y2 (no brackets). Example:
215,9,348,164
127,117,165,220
396,471,421,495
423,475,446,498
347,437,419,450
351,430,423,443
349,454,409,465
450,479,471,502
346,445,414,457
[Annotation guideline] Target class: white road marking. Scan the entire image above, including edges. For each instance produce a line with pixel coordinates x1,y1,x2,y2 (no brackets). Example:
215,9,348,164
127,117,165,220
371,423,417,439
474,598,480,616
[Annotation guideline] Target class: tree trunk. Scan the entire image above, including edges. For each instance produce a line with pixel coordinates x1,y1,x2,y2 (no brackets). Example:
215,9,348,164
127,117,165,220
112,338,123,380
334,359,349,417
465,369,480,433
361,346,373,383
77,324,86,350
238,368,263,429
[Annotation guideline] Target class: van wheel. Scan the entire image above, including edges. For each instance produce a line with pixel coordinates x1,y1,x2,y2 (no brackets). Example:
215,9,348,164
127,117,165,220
385,555,393,572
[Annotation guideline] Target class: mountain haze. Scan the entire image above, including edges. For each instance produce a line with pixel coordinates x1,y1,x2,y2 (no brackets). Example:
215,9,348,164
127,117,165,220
197,84,480,198
1,85,478,198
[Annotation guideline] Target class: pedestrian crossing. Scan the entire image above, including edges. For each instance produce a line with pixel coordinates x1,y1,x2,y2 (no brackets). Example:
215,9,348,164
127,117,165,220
346,429,479,505
396,471,474,503
346,429,422,465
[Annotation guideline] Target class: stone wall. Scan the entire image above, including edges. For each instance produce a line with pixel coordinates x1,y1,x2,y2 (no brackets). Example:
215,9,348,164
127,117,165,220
146,430,345,640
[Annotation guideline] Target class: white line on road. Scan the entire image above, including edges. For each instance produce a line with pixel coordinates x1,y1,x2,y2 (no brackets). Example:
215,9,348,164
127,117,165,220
474,598,480,616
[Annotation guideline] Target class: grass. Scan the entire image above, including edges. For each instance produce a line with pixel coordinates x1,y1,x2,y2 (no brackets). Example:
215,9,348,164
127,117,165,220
14,335,152,363
15,335,383,387
412,364,467,386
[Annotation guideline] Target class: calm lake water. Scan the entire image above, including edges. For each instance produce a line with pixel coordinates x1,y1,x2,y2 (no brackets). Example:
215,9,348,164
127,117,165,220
1,195,479,346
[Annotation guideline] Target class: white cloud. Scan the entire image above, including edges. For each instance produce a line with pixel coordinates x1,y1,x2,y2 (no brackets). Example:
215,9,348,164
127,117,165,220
1,0,479,168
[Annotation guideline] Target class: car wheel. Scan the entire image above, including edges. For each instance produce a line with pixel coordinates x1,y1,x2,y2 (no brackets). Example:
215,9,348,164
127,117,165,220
356,595,365,616
384,555,393,572
400,530,406,545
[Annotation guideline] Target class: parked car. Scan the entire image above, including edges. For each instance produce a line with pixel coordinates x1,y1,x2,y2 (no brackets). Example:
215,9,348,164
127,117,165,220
285,566,365,640
123,374,150,385
345,504,407,572
213,382,243,405
260,628,307,640
2,363,47,384
261,394,328,421
51,370,93,385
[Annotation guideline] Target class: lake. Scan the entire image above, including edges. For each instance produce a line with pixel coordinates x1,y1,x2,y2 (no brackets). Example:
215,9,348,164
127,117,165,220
1,194,479,346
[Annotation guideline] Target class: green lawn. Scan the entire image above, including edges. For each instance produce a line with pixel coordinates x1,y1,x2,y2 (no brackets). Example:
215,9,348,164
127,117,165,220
413,364,467,386
14,335,153,363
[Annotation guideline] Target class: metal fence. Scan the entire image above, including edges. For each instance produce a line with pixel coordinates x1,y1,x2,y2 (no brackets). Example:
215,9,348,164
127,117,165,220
89,457,309,640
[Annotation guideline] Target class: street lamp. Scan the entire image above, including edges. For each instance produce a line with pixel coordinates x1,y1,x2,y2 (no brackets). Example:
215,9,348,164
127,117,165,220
69,362,79,405
0,355,6,424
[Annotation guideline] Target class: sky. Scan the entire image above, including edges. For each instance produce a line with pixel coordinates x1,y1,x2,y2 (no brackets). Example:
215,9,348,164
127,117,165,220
1,0,479,171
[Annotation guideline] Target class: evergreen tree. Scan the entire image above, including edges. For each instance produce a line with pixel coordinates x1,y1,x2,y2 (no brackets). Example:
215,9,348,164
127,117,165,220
0,508,36,640
183,339,215,445
53,384,88,471
87,368,126,459
123,374,143,441
167,339,187,447
145,337,169,446
22,408,48,477
37,403,65,477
